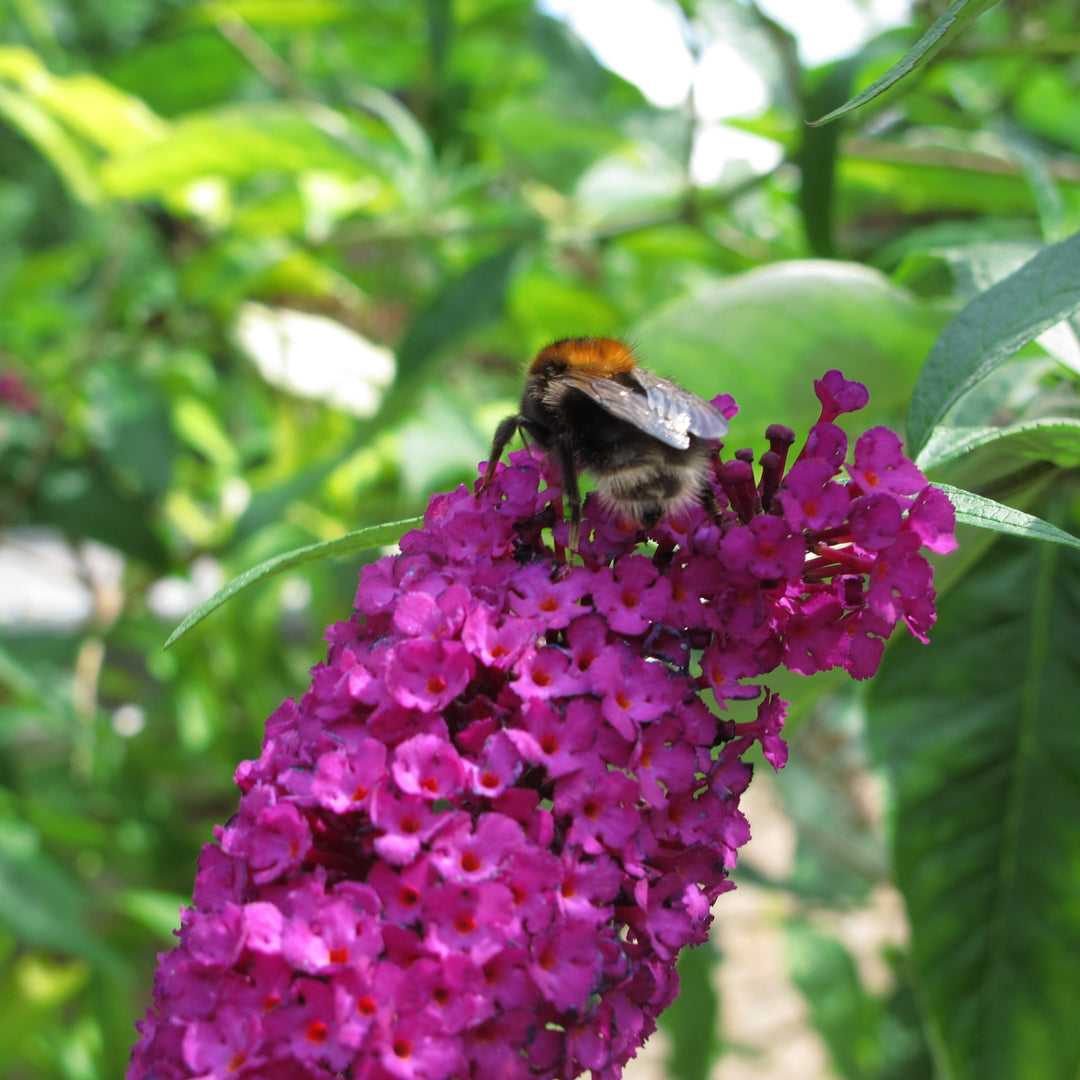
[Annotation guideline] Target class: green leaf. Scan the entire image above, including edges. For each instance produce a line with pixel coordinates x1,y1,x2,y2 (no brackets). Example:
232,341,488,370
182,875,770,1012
0,82,101,205
87,368,176,494
631,260,942,441
180,0,360,26
509,254,621,342
661,943,720,1080
396,246,525,379
877,959,937,1080
770,695,889,901
841,149,1044,219
163,517,422,648
100,103,386,197
112,889,186,940
797,59,858,257
1015,66,1080,159
810,0,1004,126
234,459,346,543
106,31,247,115
937,483,1080,552
0,955,92,1078
172,395,240,473
0,644,40,699
33,466,168,565
398,391,491,500
868,530,1080,1080
0,46,163,155
907,232,1080,455
788,922,883,1080
0,826,110,964
916,419,1080,473
31,72,164,155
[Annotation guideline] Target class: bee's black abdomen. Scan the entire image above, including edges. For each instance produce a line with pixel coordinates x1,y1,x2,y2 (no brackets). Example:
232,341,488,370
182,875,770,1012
593,434,715,528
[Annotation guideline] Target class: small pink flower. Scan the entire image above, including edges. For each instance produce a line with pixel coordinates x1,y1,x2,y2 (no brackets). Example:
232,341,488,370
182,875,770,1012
512,645,581,700
847,426,927,497
814,369,870,421
429,813,526,884
778,458,851,531
385,639,475,712
591,555,672,635
392,734,467,801
311,739,387,812
370,790,447,866
529,921,607,1012
182,1006,264,1076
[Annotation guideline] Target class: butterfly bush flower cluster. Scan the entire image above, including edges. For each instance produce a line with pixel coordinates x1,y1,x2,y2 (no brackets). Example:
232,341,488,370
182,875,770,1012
129,372,955,1080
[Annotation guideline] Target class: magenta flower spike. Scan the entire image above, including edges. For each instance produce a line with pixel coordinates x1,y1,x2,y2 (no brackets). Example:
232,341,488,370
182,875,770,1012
129,371,954,1080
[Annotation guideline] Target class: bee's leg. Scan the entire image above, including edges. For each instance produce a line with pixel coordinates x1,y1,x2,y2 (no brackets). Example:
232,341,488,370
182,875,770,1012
479,415,521,493
700,485,722,525
555,437,583,553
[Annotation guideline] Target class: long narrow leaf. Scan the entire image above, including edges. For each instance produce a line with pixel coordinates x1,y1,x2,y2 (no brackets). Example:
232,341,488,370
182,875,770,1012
907,231,1080,455
915,418,1080,472
395,246,524,377
810,0,1002,126
163,517,422,649
0,83,101,204
938,483,1080,551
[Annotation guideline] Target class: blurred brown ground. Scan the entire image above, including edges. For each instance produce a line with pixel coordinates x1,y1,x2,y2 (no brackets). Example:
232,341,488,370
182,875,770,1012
626,771,907,1080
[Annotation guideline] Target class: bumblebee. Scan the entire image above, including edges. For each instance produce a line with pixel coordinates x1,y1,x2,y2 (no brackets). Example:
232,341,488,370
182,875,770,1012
481,337,728,551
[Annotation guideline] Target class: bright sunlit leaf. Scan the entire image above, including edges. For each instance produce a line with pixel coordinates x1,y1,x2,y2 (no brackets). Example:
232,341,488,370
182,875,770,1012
908,231,1080,456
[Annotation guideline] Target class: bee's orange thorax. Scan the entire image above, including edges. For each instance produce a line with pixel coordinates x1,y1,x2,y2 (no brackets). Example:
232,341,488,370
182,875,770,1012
530,337,637,377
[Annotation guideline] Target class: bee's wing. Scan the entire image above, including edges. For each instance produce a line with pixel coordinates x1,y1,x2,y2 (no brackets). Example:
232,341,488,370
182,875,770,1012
636,369,730,442
561,370,728,449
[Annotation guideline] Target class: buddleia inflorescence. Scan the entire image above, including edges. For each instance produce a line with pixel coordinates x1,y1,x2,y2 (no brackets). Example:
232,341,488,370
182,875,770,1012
129,371,954,1080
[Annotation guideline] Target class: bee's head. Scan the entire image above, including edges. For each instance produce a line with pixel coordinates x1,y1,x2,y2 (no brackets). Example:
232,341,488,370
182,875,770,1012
530,337,637,378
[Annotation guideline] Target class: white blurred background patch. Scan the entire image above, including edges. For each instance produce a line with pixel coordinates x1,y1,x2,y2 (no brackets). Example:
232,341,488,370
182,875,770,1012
0,528,125,631
233,303,395,417
540,0,914,186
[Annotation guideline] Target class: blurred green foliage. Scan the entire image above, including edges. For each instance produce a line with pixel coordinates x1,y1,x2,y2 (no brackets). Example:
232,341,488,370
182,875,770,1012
2,1,1080,1079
